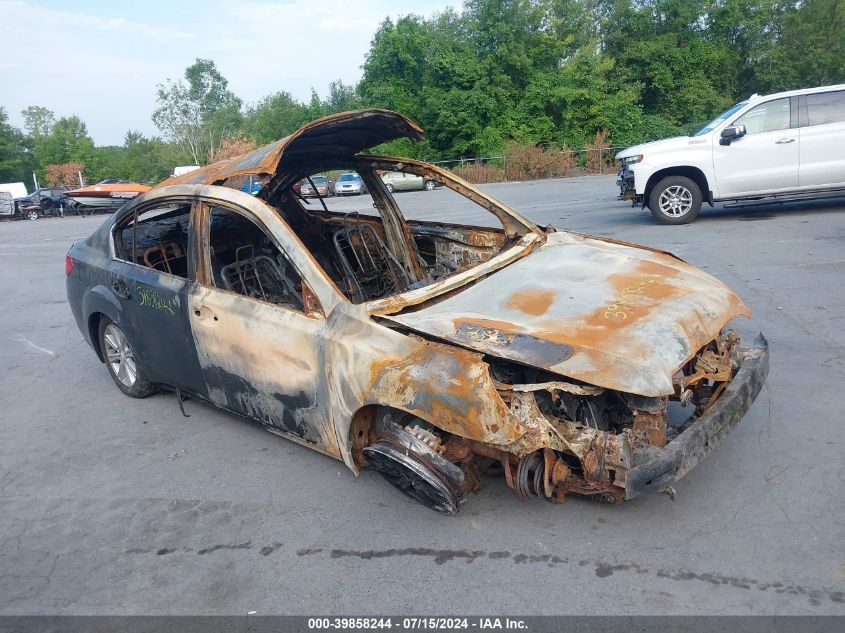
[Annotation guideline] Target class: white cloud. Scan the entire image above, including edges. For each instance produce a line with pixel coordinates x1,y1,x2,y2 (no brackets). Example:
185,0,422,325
1,0,459,145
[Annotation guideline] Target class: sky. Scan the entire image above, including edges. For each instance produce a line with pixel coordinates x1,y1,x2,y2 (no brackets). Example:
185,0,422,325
1,0,459,145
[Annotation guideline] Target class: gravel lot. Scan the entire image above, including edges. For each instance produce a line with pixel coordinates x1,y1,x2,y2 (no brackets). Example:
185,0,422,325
1,175,843,615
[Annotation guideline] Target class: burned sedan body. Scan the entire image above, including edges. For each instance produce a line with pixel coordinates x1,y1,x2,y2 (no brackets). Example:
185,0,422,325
66,109,768,514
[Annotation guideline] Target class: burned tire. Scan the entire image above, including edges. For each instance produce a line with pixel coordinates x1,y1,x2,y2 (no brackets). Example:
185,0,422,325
99,318,156,398
364,441,460,515
648,175,702,225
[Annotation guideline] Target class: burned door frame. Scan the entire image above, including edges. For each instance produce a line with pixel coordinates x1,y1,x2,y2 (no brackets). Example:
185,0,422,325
107,197,209,395
190,197,341,456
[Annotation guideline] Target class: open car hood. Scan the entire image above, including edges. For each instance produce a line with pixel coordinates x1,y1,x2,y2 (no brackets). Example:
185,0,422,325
379,232,751,397
155,109,425,188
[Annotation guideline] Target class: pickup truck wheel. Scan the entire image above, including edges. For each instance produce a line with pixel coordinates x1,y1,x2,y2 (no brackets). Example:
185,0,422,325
99,318,156,398
649,176,702,224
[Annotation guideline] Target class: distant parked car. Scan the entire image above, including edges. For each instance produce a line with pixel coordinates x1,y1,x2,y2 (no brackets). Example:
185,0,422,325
0,191,14,219
171,166,201,179
240,176,264,196
616,83,845,224
381,171,438,193
1,182,29,220
17,187,72,219
300,175,332,198
334,172,366,196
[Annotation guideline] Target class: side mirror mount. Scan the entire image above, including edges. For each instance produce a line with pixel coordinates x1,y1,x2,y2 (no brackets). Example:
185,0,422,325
720,125,746,145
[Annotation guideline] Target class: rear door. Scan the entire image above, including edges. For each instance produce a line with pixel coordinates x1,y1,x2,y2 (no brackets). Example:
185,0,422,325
109,199,208,396
404,173,424,190
712,97,799,197
798,90,845,189
395,173,411,191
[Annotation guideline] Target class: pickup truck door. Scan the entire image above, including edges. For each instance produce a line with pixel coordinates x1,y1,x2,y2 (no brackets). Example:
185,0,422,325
712,97,799,198
798,90,845,189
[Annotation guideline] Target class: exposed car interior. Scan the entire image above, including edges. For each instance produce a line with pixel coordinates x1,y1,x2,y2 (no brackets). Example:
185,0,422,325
114,203,311,312
115,204,191,279
257,164,509,304
207,206,307,311
114,162,512,308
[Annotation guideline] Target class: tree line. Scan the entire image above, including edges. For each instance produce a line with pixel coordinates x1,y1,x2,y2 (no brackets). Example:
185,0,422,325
1,0,841,188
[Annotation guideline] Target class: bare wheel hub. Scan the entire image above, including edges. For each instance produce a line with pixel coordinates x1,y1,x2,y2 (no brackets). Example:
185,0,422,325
364,441,460,515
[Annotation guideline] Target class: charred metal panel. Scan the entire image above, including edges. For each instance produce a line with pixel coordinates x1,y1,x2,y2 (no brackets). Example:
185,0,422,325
155,110,425,189
378,231,751,397
188,284,339,455
323,304,529,471
624,335,769,499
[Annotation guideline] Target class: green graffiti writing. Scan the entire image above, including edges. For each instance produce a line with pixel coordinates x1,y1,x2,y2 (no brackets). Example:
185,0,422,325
137,287,176,317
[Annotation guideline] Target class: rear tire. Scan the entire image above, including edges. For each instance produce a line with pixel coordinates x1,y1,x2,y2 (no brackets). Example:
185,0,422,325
386,183,395,193
423,179,436,191
648,175,702,224
99,318,156,398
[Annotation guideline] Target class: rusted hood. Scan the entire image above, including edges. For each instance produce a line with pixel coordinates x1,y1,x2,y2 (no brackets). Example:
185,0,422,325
380,231,751,397
155,109,425,188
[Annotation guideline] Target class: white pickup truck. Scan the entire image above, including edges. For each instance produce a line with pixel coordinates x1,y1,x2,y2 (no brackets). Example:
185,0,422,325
616,84,845,224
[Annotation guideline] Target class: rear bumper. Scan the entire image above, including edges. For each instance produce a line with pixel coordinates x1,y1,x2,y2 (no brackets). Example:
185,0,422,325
624,333,769,499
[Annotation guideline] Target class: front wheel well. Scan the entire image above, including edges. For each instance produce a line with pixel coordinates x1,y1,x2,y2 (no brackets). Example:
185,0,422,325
348,405,458,468
644,167,712,207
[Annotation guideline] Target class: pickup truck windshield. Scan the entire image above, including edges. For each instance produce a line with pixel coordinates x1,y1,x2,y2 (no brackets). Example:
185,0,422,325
694,101,747,136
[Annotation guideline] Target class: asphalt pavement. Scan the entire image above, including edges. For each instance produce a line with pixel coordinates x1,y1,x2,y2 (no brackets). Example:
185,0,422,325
1,175,843,615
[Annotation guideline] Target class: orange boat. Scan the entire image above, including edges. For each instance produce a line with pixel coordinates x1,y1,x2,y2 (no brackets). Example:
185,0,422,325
66,180,151,208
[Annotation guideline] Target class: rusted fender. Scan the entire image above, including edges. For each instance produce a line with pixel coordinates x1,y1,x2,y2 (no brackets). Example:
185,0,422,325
324,304,533,472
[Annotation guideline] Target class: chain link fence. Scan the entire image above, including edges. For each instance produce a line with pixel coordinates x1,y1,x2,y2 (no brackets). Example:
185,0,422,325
426,144,627,184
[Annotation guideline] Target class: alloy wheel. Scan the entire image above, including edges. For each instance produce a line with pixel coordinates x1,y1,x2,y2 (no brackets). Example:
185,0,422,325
658,185,693,217
103,324,137,387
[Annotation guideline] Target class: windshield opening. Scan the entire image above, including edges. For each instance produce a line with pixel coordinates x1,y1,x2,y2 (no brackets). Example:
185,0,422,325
264,160,533,305
694,102,747,136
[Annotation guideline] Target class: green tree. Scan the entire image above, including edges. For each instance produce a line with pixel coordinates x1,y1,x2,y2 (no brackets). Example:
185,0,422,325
21,105,55,139
754,0,845,92
118,131,185,183
34,115,101,181
241,91,311,143
0,107,31,183
152,58,242,164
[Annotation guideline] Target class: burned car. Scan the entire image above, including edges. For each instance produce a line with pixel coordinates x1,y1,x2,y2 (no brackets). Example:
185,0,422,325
66,109,768,514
